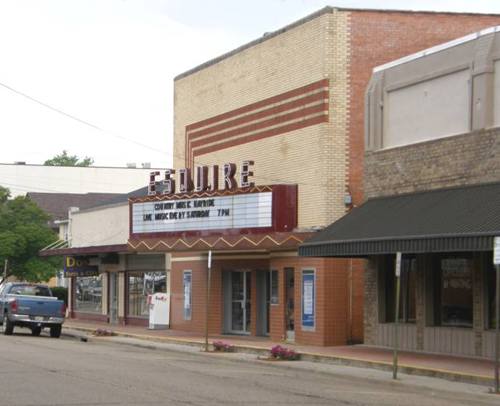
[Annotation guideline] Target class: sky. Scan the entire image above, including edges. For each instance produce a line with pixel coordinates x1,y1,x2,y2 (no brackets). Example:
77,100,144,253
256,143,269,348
1,0,500,169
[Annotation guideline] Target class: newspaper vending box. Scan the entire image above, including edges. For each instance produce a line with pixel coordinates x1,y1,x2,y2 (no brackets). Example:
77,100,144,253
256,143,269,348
148,292,170,330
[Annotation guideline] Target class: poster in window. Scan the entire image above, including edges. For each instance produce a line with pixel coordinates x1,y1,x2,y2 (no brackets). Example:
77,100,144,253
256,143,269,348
302,270,315,329
183,271,192,320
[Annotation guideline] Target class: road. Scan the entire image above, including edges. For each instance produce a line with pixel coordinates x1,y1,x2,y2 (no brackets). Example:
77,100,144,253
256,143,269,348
0,329,498,406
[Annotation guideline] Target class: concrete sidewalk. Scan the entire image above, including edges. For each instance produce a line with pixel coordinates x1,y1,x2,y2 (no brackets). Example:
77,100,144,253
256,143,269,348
63,319,498,388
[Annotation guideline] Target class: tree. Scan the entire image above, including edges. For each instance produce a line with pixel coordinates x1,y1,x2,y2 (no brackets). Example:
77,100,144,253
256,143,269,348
43,150,94,167
0,186,60,283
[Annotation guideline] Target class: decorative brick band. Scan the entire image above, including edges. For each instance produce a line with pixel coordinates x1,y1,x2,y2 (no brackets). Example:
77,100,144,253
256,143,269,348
185,79,329,167
128,232,314,252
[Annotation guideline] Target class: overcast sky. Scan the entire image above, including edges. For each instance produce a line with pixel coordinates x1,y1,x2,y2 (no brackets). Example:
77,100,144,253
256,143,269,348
1,0,500,168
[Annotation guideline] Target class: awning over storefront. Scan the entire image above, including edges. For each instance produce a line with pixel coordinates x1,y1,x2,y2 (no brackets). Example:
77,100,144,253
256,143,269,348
299,182,500,257
39,244,128,257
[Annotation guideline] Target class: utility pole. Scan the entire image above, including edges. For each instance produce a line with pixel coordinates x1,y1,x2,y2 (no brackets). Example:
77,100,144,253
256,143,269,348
2,259,7,284
204,251,212,352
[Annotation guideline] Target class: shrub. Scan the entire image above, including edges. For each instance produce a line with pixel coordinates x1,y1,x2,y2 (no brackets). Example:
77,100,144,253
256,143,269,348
51,287,68,305
270,345,299,360
212,340,235,352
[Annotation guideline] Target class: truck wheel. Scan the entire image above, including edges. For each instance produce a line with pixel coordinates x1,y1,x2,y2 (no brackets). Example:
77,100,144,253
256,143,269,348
2,315,14,335
31,326,42,337
50,325,61,338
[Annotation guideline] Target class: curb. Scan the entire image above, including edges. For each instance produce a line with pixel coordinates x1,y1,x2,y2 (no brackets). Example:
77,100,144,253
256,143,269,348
62,326,494,387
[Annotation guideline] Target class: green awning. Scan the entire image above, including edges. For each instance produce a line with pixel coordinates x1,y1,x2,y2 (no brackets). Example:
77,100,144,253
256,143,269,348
299,182,500,257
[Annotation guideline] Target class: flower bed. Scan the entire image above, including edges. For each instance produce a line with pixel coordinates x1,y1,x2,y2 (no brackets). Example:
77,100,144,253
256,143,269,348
92,328,116,337
212,340,235,352
269,345,300,360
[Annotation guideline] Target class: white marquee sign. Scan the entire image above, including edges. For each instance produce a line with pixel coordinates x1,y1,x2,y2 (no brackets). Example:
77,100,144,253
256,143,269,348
132,192,272,234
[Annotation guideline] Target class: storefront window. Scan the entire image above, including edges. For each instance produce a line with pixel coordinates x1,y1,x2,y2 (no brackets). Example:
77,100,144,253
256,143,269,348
75,275,102,313
128,271,166,318
385,257,416,323
438,257,473,328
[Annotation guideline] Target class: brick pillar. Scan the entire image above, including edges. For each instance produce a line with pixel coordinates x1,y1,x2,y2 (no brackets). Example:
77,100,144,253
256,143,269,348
209,267,223,335
364,257,378,345
269,267,286,341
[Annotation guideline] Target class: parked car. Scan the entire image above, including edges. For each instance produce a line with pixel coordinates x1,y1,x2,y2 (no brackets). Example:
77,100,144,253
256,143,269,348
0,282,66,337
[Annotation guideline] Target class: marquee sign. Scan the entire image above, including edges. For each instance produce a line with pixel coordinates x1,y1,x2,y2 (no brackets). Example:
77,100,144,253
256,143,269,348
129,184,297,237
132,192,272,234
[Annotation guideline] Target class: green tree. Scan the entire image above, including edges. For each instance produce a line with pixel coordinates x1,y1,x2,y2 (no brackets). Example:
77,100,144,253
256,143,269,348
0,186,60,283
43,150,94,167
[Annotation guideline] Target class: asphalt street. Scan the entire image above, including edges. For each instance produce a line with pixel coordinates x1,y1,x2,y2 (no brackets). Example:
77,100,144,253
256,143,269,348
0,328,499,406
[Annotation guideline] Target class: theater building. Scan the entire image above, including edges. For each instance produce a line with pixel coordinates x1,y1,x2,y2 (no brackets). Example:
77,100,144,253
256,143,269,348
126,8,500,346
300,27,500,357
43,7,500,347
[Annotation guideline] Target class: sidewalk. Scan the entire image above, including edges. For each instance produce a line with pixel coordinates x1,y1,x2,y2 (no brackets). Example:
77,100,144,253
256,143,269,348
63,319,497,387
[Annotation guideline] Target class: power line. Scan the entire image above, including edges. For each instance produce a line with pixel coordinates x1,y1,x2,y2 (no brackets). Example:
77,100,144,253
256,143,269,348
0,81,169,155
0,80,333,189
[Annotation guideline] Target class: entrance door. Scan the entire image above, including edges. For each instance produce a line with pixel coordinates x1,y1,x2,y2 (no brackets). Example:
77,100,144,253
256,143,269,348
229,271,251,334
285,268,295,341
109,273,119,324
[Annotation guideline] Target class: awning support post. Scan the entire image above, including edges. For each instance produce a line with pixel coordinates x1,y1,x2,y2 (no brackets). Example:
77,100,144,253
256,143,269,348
393,252,402,380
495,263,499,393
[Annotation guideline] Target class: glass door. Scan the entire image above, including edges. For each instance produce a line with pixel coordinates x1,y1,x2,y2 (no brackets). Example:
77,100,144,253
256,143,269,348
230,271,251,334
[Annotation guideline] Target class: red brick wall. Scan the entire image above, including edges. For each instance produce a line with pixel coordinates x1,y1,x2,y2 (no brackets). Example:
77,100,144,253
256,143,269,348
348,11,500,206
170,258,269,334
170,259,223,334
270,256,364,346
169,255,364,346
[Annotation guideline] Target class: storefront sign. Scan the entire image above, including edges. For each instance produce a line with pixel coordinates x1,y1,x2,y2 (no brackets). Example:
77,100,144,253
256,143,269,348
148,161,254,196
64,256,99,277
395,252,402,277
132,192,272,234
494,236,500,265
302,270,315,329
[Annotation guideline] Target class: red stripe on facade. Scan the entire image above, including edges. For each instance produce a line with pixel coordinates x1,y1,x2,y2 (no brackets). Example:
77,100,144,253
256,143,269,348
185,79,329,132
192,114,328,161
190,103,327,150
187,91,328,140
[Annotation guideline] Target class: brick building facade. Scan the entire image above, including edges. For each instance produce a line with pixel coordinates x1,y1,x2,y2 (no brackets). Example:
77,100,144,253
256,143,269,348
127,8,500,347
301,26,500,356
45,7,500,348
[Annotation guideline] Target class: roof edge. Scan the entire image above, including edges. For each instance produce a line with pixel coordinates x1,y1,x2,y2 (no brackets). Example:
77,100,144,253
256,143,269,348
175,7,500,81
174,6,334,81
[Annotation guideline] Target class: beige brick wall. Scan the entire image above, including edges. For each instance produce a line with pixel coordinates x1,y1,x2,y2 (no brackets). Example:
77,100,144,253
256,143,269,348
364,127,500,199
174,12,351,228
